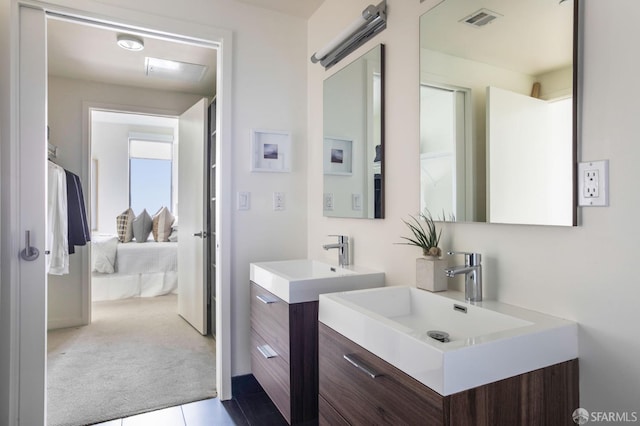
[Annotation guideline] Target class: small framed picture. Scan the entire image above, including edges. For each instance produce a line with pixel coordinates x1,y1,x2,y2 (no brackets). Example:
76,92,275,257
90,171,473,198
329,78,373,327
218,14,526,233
251,129,291,172
324,137,353,175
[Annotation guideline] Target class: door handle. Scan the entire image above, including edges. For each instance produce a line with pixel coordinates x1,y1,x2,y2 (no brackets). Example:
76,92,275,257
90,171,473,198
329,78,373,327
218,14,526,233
20,230,40,261
193,231,208,238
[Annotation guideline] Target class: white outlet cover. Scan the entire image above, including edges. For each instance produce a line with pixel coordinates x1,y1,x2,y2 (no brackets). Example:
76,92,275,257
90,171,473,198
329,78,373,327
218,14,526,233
578,160,609,207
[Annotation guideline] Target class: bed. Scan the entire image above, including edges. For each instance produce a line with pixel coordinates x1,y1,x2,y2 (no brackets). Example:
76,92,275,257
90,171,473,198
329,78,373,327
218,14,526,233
91,235,178,302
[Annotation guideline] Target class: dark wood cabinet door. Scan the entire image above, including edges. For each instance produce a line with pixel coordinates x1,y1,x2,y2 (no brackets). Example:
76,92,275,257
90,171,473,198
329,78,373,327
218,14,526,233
250,282,290,361
319,323,446,426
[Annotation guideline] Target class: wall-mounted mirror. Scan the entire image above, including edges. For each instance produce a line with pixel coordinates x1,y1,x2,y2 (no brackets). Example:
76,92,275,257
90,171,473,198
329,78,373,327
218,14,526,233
323,44,384,219
420,0,577,226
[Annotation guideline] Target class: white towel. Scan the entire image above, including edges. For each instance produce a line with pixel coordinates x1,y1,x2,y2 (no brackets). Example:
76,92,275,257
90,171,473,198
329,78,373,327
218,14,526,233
46,162,69,275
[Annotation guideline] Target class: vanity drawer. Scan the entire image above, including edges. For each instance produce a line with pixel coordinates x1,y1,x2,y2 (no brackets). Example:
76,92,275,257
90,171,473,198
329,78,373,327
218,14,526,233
250,282,290,362
319,395,349,426
250,329,291,423
319,323,446,425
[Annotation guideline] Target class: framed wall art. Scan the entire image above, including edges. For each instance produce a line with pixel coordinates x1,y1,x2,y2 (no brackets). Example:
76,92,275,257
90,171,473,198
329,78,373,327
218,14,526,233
250,129,291,172
323,137,353,175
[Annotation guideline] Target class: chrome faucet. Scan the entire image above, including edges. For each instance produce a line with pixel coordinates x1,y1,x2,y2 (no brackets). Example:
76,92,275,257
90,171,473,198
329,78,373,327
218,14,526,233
322,235,350,267
445,251,482,303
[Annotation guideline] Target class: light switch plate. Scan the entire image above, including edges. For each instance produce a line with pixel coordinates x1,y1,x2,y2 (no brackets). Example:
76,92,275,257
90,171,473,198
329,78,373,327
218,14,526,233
578,160,609,207
323,193,334,211
352,194,362,211
237,192,250,210
273,192,285,211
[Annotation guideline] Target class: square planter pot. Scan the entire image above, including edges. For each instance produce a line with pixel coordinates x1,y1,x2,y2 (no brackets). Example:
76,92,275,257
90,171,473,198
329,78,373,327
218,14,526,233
416,257,448,292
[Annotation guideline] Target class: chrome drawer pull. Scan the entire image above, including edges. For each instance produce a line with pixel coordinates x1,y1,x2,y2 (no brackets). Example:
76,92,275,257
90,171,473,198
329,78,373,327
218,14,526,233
256,294,278,304
343,354,382,379
257,344,278,359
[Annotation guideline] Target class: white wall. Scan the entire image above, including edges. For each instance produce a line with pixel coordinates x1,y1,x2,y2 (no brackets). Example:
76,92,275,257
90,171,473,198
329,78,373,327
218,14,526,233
91,120,175,235
309,0,640,413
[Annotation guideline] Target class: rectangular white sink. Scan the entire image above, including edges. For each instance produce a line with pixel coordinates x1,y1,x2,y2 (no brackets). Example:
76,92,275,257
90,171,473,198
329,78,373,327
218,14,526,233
319,286,578,395
250,259,385,303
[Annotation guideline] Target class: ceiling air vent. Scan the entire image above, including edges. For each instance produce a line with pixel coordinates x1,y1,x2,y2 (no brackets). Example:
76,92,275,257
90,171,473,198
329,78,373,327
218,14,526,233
460,8,502,28
145,57,208,82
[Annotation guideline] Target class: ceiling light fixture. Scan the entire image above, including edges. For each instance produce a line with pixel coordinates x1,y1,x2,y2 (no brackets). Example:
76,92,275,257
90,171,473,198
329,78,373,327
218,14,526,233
310,1,386,69
117,34,144,51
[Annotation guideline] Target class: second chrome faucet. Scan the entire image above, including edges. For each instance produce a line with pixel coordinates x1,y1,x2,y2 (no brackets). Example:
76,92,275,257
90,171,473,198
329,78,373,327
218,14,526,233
445,251,482,303
322,235,350,267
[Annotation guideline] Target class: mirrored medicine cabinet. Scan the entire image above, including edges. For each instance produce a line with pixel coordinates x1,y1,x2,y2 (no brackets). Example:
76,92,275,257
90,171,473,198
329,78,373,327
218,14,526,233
420,0,578,226
323,44,384,219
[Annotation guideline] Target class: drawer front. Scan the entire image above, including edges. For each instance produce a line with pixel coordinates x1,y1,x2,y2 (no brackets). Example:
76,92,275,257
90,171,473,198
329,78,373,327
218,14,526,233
319,395,349,426
251,330,291,423
250,282,290,362
319,323,445,426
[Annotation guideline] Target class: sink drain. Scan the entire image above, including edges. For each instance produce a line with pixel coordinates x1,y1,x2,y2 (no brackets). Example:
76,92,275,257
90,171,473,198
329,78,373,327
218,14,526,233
427,330,450,343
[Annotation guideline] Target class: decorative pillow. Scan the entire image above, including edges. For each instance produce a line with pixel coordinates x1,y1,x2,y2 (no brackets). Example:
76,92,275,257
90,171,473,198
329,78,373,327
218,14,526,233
168,228,178,242
91,236,118,274
116,208,135,243
132,209,153,243
152,207,175,242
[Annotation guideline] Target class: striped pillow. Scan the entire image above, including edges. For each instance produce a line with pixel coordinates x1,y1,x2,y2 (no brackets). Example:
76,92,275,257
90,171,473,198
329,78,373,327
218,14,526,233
116,208,135,242
152,207,175,242
132,209,153,243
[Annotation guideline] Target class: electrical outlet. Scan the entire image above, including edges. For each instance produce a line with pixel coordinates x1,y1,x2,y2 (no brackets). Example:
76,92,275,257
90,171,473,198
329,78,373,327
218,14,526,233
584,170,599,198
273,192,285,211
578,160,609,206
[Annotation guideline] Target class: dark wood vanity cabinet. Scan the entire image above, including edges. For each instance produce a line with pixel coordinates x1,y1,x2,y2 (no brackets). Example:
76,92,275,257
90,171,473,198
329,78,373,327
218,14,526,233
250,282,318,425
319,323,579,426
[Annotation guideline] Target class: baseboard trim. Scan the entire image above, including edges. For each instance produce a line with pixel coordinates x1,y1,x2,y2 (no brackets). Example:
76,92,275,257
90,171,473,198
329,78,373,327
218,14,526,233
47,316,86,330
231,374,264,397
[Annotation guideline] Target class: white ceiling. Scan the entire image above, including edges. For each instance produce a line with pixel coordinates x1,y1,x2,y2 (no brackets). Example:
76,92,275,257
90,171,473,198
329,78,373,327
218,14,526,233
234,0,325,18
47,18,218,97
420,0,574,76
47,1,325,96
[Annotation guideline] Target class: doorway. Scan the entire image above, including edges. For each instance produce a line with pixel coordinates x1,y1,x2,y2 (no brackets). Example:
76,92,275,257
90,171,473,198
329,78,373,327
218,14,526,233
46,19,218,424
10,4,233,425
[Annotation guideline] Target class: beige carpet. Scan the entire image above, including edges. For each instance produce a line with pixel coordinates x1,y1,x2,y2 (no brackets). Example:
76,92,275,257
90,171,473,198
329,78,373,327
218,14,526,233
47,294,216,426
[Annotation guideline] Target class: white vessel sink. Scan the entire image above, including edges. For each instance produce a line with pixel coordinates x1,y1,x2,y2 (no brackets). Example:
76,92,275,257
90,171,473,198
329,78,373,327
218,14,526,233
250,259,384,303
319,286,578,395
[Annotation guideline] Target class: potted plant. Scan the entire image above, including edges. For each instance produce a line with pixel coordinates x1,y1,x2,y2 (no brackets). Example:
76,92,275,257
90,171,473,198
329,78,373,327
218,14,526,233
399,212,448,292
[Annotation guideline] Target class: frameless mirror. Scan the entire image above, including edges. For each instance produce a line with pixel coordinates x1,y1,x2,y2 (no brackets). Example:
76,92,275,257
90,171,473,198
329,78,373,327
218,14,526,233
323,44,384,219
420,0,577,226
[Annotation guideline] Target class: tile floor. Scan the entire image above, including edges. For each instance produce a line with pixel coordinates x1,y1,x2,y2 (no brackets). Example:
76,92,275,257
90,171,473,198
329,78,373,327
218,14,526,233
93,392,287,426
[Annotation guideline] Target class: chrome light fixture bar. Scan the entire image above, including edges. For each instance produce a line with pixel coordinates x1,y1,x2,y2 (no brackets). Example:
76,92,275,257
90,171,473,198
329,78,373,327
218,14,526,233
311,1,387,69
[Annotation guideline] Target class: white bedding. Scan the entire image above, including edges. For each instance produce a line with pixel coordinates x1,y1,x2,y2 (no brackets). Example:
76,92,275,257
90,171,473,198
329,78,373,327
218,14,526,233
91,237,178,302
115,242,178,274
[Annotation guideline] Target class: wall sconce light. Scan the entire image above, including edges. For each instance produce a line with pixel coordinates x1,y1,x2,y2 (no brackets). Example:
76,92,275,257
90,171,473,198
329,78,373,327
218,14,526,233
310,1,386,69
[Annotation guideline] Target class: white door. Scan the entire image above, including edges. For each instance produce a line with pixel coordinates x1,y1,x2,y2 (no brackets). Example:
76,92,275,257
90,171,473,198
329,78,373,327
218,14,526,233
177,98,208,335
12,6,48,425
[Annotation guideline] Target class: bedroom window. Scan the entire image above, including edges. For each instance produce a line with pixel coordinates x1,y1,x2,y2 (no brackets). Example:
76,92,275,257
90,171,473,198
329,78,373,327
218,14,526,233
129,138,173,215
